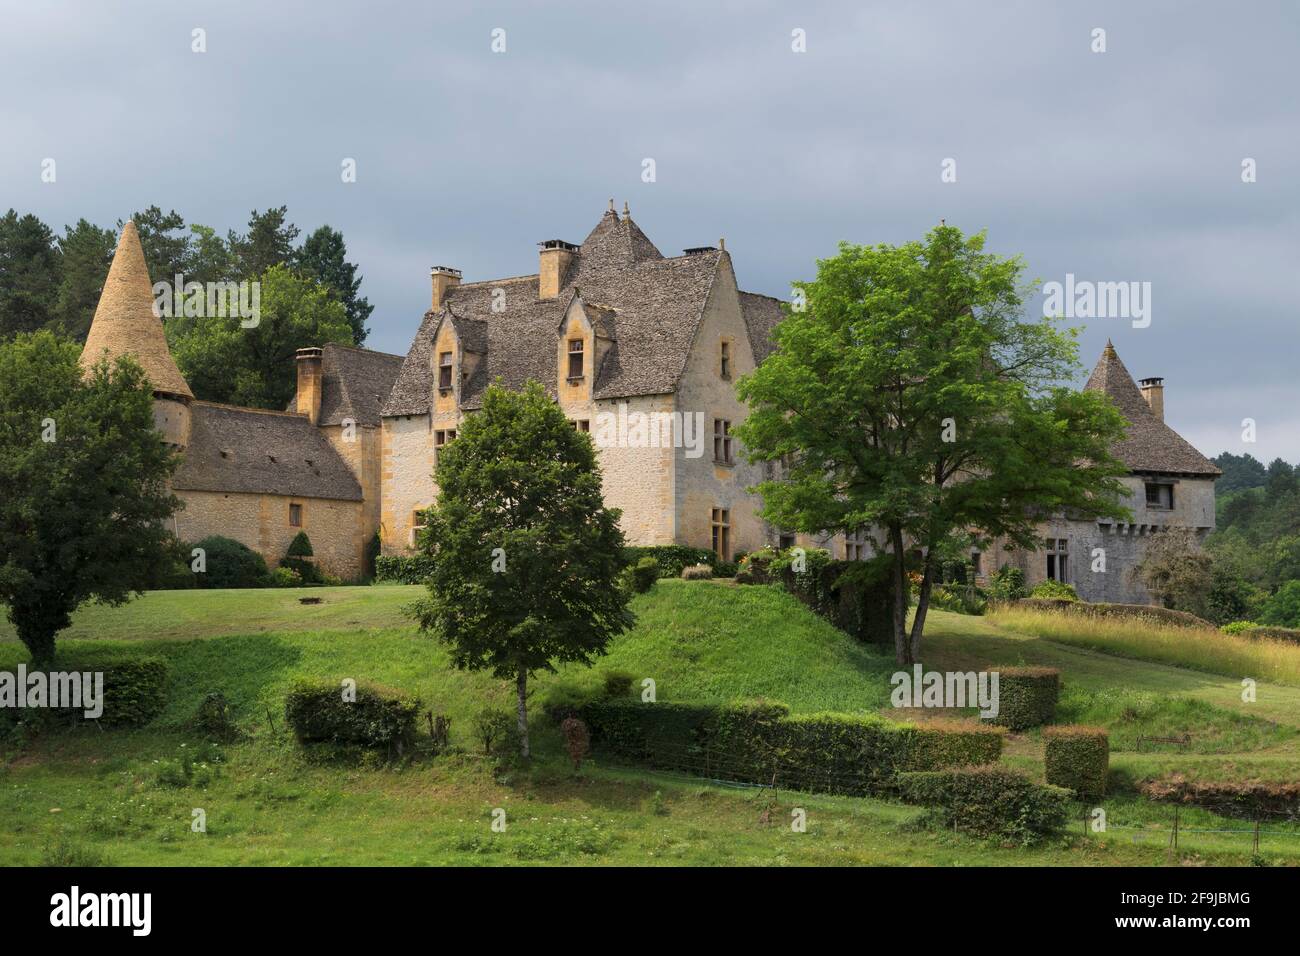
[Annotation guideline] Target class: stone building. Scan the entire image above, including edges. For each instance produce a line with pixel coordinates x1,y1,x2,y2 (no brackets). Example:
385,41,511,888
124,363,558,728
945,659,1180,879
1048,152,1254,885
977,341,1220,603
79,222,402,580
379,202,784,561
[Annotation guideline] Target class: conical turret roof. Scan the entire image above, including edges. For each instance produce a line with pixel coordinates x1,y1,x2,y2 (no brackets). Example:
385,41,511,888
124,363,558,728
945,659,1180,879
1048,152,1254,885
81,221,193,399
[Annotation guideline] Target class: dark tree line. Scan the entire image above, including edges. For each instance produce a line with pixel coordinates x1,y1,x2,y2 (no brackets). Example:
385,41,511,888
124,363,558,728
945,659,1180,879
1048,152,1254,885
0,205,373,346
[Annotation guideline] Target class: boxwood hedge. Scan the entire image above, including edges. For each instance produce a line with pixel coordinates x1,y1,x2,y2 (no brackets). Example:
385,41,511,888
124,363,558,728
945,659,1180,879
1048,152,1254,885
284,680,421,753
578,698,1003,796
1043,725,1109,799
986,667,1059,731
899,765,1071,844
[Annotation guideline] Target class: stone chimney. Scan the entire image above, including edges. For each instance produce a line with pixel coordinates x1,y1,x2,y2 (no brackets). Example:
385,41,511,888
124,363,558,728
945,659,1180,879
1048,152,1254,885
538,240,577,299
430,266,462,311
1139,376,1165,421
296,347,324,424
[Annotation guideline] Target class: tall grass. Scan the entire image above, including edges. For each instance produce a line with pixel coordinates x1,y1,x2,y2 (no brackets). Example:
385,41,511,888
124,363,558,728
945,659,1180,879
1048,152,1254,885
989,606,1300,687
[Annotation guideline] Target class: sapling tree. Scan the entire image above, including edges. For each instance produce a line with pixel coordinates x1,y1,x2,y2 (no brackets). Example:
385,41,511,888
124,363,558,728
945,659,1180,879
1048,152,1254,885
0,331,179,663
736,226,1132,664
411,381,633,758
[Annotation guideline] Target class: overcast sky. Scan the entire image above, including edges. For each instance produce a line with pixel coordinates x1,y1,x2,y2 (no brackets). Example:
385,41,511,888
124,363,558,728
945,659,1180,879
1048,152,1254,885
3,0,1296,462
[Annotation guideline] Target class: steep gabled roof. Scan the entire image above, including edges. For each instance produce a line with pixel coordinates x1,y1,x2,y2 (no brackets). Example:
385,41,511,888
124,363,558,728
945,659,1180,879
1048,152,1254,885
81,221,193,399
739,291,785,365
1084,341,1220,477
382,207,723,415
174,402,362,500
315,343,404,427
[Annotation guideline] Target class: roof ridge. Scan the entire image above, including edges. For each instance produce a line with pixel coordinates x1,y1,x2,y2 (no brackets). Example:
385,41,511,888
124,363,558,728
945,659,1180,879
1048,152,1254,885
191,400,311,418
324,342,405,360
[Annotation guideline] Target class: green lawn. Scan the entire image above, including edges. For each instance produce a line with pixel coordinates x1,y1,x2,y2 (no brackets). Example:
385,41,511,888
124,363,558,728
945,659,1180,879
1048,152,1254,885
2,581,1298,866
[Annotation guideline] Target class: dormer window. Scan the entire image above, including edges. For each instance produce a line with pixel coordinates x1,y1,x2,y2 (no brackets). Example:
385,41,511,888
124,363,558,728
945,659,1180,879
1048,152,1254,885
720,340,731,379
567,339,584,380
438,352,453,391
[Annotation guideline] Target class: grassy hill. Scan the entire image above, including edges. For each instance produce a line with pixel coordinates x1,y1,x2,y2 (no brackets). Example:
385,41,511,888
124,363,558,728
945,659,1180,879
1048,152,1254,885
3,581,1299,866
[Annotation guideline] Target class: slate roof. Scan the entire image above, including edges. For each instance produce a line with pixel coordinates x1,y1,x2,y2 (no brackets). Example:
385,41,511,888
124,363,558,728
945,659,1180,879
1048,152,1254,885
173,402,363,501
384,207,787,415
81,221,194,399
315,343,404,427
1084,341,1220,477
738,291,785,365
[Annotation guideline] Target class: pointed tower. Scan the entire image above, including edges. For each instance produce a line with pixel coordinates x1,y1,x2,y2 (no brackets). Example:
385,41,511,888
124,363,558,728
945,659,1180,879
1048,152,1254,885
82,221,194,449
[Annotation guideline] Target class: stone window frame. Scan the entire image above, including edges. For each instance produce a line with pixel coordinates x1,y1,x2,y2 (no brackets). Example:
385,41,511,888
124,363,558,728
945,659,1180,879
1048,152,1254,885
434,428,457,461
571,419,590,433
411,507,428,548
567,338,585,381
289,502,304,528
713,418,734,465
1144,481,1175,510
437,351,454,392
719,338,733,380
844,528,869,561
778,532,797,550
711,507,731,561
1045,537,1069,582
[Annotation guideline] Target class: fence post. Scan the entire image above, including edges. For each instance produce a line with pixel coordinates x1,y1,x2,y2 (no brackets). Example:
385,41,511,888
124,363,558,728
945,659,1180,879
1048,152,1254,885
1253,820,1260,854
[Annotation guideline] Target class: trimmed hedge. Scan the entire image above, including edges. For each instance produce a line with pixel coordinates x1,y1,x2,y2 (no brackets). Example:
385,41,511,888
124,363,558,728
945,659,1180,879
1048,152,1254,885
622,545,718,579
0,658,168,730
374,553,435,584
192,535,271,589
681,564,713,580
578,698,1003,797
284,680,421,753
1141,778,1300,822
986,667,1059,731
1015,598,1215,630
1043,725,1109,799
899,765,1071,844
630,557,659,593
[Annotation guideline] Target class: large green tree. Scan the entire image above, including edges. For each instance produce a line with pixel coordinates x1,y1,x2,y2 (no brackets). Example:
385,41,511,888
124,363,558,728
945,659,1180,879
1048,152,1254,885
411,381,634,758
228,206,300,278
298,225,374,344
53,218,117,342
736,226,1131,664
0,209,62,339
0,332,179,663
168,263,352,408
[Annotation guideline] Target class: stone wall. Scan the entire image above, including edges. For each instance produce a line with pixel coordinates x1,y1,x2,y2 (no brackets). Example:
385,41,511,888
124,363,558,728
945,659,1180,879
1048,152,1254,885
173,489,365,579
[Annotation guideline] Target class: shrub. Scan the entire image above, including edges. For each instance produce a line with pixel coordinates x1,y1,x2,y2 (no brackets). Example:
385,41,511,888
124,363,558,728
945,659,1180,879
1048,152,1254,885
1222,620,1261,635
193,691,240,742
1030,580,1079,601
602,670,635,698
269,566,301,588
561,716,590,770
631,557,659,593
578,698,1002,796
284,680,421,754
0,658,168,736
621,545,717,578
681,564,713,580
192,535,271,589
285,531,313,558
929,583,987,615
899,765,1070,844
713,561,739,578
1239,625,1300,646
986,666,1059,731
473,707,520,757
374,553,435,584
987,566,1027,601
1043,725,1109,799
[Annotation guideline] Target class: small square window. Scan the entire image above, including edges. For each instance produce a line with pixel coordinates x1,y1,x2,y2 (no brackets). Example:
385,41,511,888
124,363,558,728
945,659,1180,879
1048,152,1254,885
572,419,590,432
1145,482,1173,509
